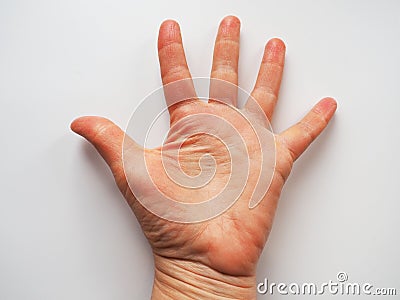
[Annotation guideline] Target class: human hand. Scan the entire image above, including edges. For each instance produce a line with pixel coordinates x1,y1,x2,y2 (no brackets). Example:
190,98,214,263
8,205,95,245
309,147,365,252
71,16,336,299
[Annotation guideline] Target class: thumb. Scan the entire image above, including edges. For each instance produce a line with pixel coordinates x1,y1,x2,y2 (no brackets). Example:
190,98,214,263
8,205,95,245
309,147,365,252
71,116,129,179
280,98,337,161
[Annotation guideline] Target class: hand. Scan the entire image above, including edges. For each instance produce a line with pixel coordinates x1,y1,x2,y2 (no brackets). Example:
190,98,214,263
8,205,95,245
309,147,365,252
71,16,336,299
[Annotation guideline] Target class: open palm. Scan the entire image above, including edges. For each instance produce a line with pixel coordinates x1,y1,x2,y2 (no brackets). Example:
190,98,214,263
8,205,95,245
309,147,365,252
71,15,336,293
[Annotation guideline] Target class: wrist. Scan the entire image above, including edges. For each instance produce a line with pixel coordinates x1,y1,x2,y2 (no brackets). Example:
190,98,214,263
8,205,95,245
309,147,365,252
151,254,257,300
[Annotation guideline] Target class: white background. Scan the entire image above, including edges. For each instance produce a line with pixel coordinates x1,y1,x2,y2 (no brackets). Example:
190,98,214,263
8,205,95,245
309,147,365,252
0,0,399,299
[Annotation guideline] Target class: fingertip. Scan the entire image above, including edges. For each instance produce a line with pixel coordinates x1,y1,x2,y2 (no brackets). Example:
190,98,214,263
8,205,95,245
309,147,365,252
220,15,241,28
158,19,181,50
159,19,180,31
265,38,286,52
70,116,110,137
70,116,88,135
217,16,241,39
318,97,338,115
264,38,286,63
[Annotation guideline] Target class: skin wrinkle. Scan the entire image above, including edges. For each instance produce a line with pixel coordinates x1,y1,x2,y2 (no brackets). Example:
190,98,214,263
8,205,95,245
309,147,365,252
211,65,238,76
155,255,255,289
160,64,191,83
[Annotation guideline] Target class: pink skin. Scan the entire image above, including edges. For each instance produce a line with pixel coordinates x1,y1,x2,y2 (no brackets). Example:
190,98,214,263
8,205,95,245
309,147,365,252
71,16,336,299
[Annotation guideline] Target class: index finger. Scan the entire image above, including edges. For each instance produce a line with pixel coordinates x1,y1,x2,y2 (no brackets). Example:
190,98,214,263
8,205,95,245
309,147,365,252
247,38,286,121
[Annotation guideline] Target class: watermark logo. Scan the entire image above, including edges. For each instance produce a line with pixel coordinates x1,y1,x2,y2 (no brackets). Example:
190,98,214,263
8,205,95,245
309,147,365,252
122,78,276,223
257,272,397,296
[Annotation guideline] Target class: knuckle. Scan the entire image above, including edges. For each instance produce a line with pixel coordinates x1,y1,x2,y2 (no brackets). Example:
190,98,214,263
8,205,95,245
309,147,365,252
162,64,189,82
298,120,316,142
252,86,277,100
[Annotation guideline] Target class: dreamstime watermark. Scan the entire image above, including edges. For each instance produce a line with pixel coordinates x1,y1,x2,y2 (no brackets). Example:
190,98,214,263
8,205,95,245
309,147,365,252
257,272,397,296
122,78,276,223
